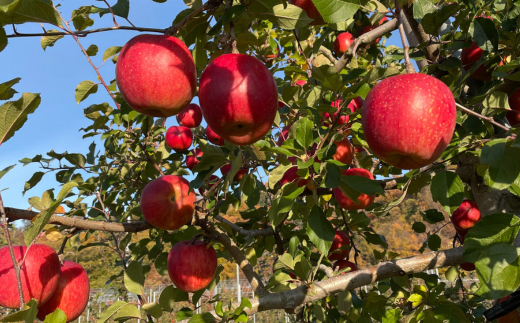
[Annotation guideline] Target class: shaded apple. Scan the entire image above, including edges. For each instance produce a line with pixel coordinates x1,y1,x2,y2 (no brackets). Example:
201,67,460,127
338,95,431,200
461,41,504,81
289,0,325,25
177,103,203,128
333,260,358,274
116,34,197,117
460,262,475,271
328,231,351,261
199,54,278,146
333,168,376,210
506,88,520,127
140,175,196,230
220,164,248,182
0,244,60,309
278,166,307,188
36,261,90,323
167,240,217,292
277,125,290,147
278,101,286,109
185,148,203,171
165,126,193,152
361,73,456,169
332,135,354,166
334,32,355,57
451,200,481,231
206,126,225,146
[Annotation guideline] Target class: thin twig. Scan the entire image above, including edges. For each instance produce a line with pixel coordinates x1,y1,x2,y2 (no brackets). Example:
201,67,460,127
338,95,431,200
6,25,165,38
455,102,510,131
102,0,119,27
0,193,25,310
293,29,313,77
396,1,416,74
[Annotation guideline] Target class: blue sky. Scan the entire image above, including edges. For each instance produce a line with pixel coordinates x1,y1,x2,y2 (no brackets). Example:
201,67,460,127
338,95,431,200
0,1,403,213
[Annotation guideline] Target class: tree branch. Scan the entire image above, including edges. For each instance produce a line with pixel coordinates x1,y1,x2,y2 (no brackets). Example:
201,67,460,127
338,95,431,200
318,46,337,65
6,25,166,38
401,3,439,63
215,215,275,237
456,102,510,132
396,1,416,74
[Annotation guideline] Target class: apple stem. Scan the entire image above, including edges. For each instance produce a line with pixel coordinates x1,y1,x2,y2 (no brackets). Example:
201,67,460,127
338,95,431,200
0,193,25,310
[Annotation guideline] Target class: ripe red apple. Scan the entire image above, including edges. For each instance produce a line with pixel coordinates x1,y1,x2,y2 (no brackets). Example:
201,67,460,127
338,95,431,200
277,125,290,146
167,240,217,292
293,79,307,87
278,101,286,109
165,126,193,152
333,168,376,210
348,97,364,112
140,175,196,230
36,261,90,322
451,200,481,231
361,17,389,44
278,166,307,188
220,164,248,182
0,244,60,309
334,32,355,57
328,231,351,261
333,260,358,273
206,126,225,146
332,136,354,166
460,262,475,271
185,148,203,170
289,0,325,25
323,97,363,126
496,295,520,323
361,73,456,169
460,41,503,82
198,175,219,195
177,103,203,128
116,34,197,117
199,54,278,146
506,88,520,127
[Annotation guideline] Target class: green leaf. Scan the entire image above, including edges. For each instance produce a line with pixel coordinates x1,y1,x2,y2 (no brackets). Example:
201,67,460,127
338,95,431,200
0,0,20,13
0,25,6,53
430,171,464,213
159,285,189,311
184,0,202,8
23,171,44,195
427,234,441,251
413,0,435,23
113,304,142,321
103,46,123,62
0,77,20,100
313,0,359,24
124,261,145,295
188,313,215,323
291,117,313,150
342,175,384,196
0,0,62,26
64,153,86,168
483,91,510,111
42,308,67,323
24,181,77,246
338,291,352,314
143,302,162,319
412,222,426,233
268,163,293,189
312,65,342,91
480,139,520,190
0,92,41,146
268,182,306,226
307,205,335,255
41,29,64,50
75,80,98,104
0,164,15,181
247,1,313,29
445,266,459,282
86,44,98,56
470,17,499,52
98,301,128,323
0,299,38,323
112,0,130,18
382,309,403,323
421,4,460,36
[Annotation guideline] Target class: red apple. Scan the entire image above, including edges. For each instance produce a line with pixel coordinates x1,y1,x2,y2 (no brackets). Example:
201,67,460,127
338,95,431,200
328,231,351,261
333,168,376,210
278,166,307,188
293,79,307,87
0,244,60,309
177,103,203,128
506,88,520,127
334,32,355,57
36,261,90,323
198,175,219,195
496,295,520,323
333,260,358,273
199,54,278,146
451,200,481,231
460,262,475,271
167,240,217,292
165,126,193,152
116,34,197,117
460,41,502,82
278,101,286,109
332,136,354,166
185,148,203,171
140,175,196,230
206,126,225,146
220,164,248,182
264,44,280,59
323,100,349,125
277,125,290,146
289,0,325,25
348,97,364,112
361,73,456,169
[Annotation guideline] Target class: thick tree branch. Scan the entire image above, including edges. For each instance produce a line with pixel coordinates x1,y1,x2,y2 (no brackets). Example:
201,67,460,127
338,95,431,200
215,215,275,237
5,207,153,232
318,46,337,65
196,218,268,297
334,18,399,73
6,25,165,38
396,2,416,74
398,10,428,70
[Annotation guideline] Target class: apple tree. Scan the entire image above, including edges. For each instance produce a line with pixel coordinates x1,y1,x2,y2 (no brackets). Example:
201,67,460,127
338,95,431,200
1,0,520,322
